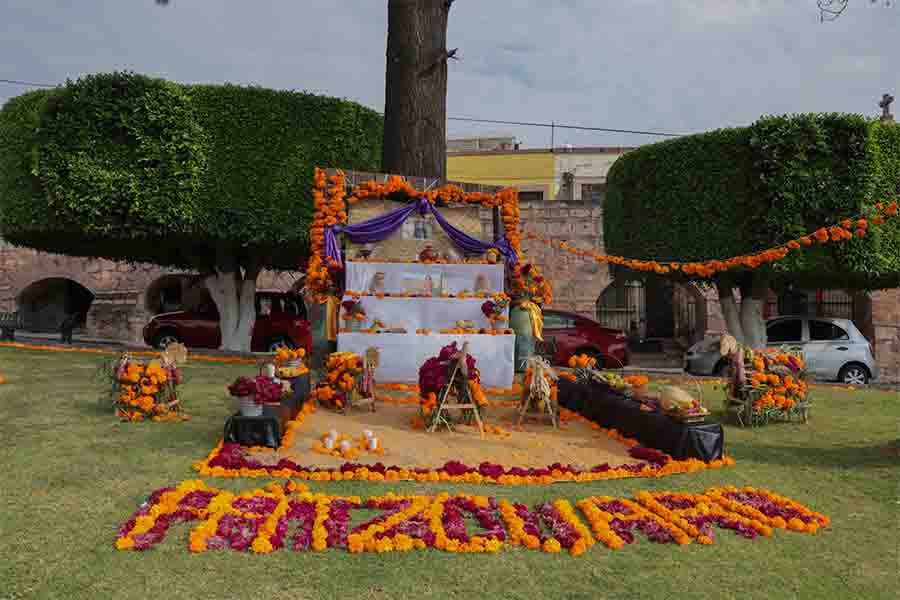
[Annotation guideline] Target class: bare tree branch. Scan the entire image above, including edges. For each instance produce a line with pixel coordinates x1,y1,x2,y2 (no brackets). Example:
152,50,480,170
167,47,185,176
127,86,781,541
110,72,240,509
818,0,893,22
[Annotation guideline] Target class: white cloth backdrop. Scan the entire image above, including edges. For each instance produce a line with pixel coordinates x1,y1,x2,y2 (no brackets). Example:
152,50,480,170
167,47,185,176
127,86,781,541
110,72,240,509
337,332,515,389
342,295,509,331
345,261,505,296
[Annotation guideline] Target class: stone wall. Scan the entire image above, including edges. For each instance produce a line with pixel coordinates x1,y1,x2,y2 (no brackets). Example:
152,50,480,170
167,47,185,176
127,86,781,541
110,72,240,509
484,200,610,317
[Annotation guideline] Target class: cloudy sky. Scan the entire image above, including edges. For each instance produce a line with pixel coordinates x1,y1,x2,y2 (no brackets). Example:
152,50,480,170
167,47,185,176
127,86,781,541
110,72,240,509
1,0,898,148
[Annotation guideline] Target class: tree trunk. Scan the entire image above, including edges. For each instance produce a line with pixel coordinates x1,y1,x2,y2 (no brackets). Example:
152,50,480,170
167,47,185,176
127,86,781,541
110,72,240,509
382,0,451,178
739,272,769,349
204,255,261,352
717,278,745,344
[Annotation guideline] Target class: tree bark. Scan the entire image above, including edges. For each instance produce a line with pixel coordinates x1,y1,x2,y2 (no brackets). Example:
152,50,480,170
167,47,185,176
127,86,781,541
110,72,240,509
717,277,745,344
382,0,451,178
739,272,769,349
204,254,260,352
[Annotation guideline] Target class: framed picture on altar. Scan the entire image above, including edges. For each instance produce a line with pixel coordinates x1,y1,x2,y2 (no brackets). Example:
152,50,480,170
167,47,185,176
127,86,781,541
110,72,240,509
402,214,434,240
401,272,433,295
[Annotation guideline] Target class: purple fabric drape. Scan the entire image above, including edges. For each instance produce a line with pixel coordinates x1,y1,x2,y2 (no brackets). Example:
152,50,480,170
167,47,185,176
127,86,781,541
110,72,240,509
324,197,518,265
324,200,424,265
426,203,518,264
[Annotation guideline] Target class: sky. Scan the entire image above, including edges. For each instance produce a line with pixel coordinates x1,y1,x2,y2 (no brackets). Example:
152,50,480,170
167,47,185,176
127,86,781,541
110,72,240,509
1,0,898,148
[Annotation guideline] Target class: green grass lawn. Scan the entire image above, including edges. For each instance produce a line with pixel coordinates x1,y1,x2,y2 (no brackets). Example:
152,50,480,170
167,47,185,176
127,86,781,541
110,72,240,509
1,345,898,600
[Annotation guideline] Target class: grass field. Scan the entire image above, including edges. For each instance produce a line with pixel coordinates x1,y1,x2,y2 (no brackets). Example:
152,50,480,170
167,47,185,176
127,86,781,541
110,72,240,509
1,345,898,600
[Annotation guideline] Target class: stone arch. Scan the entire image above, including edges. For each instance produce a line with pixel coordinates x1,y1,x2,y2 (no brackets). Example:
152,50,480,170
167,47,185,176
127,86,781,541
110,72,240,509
15,277,95,332
596,276,707,344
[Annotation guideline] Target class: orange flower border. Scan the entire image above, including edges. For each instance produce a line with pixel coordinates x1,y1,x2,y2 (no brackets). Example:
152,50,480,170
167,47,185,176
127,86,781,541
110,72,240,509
115,479,827,555
525,200,899,277
0,341,258,364
194,397,735,485
307,168,523,297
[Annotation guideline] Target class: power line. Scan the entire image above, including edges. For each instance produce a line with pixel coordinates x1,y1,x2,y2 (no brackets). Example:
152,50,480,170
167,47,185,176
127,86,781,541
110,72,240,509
0,78,57,88
448,116,685,138
1,76,686,139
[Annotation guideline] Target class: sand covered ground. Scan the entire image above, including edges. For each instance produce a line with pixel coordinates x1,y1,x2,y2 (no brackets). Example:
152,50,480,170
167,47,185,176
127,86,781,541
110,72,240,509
251,399,637,470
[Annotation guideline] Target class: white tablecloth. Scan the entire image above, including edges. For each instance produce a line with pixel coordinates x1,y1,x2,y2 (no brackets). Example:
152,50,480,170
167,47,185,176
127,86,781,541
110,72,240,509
342,295,509,331
345,261,505,296
337,332,515,389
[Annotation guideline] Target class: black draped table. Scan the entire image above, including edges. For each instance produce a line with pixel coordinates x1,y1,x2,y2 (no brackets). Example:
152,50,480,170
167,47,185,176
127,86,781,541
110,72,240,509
224,374,310,449
558,379,724,462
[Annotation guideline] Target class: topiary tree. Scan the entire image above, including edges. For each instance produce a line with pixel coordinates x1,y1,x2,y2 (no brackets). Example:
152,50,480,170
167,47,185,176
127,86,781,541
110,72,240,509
0,71,382,351
604,113,900,347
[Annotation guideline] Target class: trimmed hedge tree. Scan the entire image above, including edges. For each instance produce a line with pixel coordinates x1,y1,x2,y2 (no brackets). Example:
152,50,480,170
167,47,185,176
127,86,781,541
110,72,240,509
0,71,382,351
605,113,900,347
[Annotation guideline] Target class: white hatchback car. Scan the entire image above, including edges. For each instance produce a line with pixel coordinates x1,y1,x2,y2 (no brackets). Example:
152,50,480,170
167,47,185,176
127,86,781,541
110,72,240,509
685,316,878,385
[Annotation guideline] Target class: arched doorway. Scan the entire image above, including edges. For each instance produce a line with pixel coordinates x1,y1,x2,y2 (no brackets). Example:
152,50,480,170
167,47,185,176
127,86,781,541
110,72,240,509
16,278,95,332
596,277,705,345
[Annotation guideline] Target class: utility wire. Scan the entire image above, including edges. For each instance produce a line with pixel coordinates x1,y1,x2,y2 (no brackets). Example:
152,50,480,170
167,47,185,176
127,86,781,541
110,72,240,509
448,116,685,138
0,78,57,88
1,76,687,139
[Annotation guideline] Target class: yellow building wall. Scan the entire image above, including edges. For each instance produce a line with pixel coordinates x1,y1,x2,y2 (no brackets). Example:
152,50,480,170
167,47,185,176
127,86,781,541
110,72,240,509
447,153,555,199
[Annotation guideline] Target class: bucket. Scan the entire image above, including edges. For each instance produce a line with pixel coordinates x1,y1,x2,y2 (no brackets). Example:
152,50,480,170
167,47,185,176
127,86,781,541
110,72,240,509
239,395,262,417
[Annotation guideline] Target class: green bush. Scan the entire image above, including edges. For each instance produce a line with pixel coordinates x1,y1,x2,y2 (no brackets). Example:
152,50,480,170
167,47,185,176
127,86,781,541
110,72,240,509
0,72,383,270
604,114,900,290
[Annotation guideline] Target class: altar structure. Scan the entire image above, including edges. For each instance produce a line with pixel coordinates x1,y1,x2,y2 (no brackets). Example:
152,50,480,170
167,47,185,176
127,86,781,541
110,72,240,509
305,169,529,390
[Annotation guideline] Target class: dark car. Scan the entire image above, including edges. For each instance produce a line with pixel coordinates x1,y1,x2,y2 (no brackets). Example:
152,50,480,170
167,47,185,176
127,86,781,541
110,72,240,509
143,291,311,353
540,309,629,368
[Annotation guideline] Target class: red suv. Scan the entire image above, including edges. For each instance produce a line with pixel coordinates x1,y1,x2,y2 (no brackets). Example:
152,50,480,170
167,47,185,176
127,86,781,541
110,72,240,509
142,291,311,353
539,309,629,368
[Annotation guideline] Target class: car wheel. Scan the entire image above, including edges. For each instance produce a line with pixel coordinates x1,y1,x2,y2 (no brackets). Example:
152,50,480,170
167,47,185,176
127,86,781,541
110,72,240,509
267,336,295,353
838,363,869,386
153,331,182,350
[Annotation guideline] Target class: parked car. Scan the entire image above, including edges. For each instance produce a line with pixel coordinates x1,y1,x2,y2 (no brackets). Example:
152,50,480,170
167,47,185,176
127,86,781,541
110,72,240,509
684,316,878,384
143,291,311,353
539,309,629,368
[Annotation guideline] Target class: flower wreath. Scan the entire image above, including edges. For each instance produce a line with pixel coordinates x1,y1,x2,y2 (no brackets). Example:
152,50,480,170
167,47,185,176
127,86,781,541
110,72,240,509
418,342,488,427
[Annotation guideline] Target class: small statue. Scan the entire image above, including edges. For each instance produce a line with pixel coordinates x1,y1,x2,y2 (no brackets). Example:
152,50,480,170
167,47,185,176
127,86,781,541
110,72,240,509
419,244,439,262
474,274,491,294
369,272,386,295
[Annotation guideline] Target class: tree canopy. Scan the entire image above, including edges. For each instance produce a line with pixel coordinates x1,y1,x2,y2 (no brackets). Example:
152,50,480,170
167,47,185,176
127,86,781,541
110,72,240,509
0,71,383,271
605,113,900,291
604,113,900,345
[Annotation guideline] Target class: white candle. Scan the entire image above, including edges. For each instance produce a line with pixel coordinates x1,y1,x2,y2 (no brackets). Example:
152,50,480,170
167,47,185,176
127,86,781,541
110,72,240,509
323,437,335,450
328,429,338,440
363,429,374,439
367,437,379,451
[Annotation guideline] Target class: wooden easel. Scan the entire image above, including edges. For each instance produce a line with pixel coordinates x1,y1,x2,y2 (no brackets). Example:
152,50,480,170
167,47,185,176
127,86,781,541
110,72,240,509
517,357,558,428
428,343,484,437
345,348,378,414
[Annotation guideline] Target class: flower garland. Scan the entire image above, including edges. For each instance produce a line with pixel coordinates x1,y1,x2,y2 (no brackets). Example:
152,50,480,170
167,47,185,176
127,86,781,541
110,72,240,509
524,200,899,277
1,341,258,364
308,168,523,298
118,482,828,555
